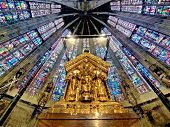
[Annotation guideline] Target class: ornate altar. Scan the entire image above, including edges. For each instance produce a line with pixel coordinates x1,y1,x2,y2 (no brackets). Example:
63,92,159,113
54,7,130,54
48,50,128,114
38,51,140,127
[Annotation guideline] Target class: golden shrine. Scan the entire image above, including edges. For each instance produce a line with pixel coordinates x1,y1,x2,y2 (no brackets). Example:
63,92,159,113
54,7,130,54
38,51,139,127
48,50,127,114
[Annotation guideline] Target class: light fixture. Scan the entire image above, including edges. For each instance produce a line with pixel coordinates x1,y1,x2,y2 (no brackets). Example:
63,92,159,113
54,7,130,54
62,34,111,39
70,37,75,41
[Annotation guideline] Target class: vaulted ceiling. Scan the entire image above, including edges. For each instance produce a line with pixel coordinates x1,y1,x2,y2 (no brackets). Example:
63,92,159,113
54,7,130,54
61,2,110,35
57,0,111,11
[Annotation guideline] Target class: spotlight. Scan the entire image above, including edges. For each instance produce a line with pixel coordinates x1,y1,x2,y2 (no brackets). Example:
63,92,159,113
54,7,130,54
70,37,75,41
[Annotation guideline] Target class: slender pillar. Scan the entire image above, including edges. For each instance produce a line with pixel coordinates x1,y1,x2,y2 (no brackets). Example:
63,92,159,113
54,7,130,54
81,21,85,35
77,39,83,55
73,19,82,35
87,21,91,35
89,19,100,34
89,38,96,55
63,41,69,61
104,39,109,61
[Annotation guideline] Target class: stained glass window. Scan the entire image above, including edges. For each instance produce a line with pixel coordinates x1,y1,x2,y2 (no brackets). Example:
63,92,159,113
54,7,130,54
0,1,62,25
116,48,148,94
107,54,125,101
160,36,170,49
94,38,106,59
1,54,19,69
143,6,156,15
0,30,42,78
13,50,24,60
110,1,120,11
110,0,170,16
123,48,161,88
108,16,118,25
28,38,64,95
51,52,67,101
17,50,51,89
82,38,90,52
19,43,35,56
103,28,148,94
122,6,143,13
29,2,61,17
51,30,78,101
37,22,56,40
0,44,9,59
54,18,63,26
143,1,170,16
56,22,64,30
108,20,117,27
131,26,170,67
108,16,136,37
0,0,30,25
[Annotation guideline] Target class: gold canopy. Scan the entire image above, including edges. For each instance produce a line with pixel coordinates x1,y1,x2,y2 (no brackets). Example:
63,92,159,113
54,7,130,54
65,50,111,74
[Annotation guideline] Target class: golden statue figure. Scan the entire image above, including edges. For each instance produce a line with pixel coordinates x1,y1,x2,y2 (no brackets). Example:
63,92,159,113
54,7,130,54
80,75,92,101
66,70,81,101
93,70,108,102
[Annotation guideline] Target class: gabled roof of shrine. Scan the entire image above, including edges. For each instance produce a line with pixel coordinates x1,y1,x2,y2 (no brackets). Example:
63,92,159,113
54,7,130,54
64,51,111,73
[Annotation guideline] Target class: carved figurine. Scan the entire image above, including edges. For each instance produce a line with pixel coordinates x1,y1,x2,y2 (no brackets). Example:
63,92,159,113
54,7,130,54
66,70,81,101
80,75,92,101
93,70,108,102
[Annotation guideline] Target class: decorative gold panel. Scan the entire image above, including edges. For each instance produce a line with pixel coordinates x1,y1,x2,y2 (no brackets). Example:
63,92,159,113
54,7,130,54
64,51,111,102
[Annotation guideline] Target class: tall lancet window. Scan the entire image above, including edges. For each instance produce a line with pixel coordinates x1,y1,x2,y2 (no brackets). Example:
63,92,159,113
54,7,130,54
103,28,149,94
51,51,67,101
82,38,90,52
51,32,79,101
93,38,106,59
27,38,63,95
123,47,161,89
93,36,124,101
66,39,79,60
107,54,125,101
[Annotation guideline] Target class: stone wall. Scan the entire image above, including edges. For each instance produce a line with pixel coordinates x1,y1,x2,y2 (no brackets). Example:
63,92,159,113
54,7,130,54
141,97,170,127
3,101,35,127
